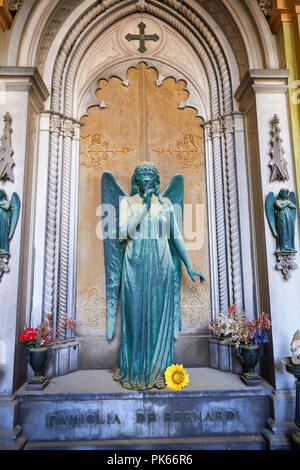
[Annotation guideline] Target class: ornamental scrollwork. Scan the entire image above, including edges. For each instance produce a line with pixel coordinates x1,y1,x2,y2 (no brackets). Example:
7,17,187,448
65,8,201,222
153,133,205,169
80,132,133,170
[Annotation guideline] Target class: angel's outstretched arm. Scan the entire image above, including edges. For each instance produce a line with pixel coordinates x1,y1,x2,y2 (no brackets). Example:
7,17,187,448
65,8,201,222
169,204,205,284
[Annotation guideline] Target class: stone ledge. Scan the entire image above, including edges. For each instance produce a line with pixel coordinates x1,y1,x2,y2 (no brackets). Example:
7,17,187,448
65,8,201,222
25,434,267,450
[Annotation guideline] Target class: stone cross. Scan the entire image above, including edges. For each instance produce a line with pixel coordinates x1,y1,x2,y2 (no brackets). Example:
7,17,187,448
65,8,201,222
125,22,159,53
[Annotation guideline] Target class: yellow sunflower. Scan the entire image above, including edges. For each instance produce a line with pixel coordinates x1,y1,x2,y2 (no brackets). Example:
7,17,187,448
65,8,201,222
164,364,189,390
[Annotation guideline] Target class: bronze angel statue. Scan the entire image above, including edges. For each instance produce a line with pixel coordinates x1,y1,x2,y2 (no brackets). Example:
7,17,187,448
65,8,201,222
101,161,205,391
266,188,297,252
0,189,20,256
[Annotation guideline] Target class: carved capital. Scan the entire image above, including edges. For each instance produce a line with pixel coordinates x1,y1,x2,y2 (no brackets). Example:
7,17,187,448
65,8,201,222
209,119,222,139
276,251,298,280
49,115,62,134
62,120,75,138
222,115,235,134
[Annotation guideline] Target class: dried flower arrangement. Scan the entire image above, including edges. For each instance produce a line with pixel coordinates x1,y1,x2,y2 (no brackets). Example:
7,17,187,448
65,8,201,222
210,304,271,348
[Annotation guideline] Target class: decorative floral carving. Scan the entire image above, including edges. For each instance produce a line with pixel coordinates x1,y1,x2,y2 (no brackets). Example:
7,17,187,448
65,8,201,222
276,252,298,281
153,133,204,169
181,285,210,328
76,287,107,329
80,132,133,169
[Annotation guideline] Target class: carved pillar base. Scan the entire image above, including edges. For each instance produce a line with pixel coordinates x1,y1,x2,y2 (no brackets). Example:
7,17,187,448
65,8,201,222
275,251,297,280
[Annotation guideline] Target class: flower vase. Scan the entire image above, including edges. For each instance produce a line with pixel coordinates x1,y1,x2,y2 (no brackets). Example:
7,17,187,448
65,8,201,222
236,344,264,386
26,346,50,390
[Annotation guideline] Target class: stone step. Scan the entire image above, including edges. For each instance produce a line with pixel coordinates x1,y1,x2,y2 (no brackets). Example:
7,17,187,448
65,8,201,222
25,435,267,450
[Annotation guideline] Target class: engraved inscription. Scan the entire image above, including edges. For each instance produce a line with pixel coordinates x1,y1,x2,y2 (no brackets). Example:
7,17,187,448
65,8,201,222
46,408,239,428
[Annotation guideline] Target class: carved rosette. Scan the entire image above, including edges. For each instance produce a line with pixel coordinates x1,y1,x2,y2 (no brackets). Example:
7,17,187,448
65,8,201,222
276,252,298,280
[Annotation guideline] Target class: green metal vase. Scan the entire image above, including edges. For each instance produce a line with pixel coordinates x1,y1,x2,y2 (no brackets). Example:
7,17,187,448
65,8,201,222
27,346,49,390
236,344,264,386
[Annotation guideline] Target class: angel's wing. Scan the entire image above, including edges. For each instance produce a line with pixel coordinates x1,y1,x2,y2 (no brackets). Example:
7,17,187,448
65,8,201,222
265,192,277,238
101,172,128,341
289,191,297,224
162,174,184,340
9,192,20,240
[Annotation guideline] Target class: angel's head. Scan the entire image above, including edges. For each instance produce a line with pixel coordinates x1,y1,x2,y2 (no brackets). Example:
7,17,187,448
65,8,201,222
278,188,290,200
0,189,7,202
130,161,160,196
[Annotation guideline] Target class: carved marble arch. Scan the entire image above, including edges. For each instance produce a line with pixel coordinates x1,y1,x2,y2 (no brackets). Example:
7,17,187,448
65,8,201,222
78,60,208,123
41,2,258,339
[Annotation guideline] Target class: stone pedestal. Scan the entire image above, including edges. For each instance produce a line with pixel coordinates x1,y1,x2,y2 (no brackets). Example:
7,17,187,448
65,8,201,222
15,368,272,450
0,397,27,450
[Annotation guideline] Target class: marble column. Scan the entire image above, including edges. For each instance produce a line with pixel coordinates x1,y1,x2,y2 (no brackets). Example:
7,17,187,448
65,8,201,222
0,67,49,449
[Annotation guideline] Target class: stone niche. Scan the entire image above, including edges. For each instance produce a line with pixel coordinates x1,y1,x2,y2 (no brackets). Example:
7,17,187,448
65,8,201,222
76,64,211,370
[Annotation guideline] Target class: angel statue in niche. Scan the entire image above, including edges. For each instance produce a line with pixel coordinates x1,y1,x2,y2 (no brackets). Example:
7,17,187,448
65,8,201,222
0,189,20,255
266,188,297,252
0,189,20,281
102,161,205,391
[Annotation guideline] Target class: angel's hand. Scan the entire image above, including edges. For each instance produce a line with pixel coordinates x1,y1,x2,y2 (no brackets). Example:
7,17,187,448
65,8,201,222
187,266,205,284
142,188,154,210
0,201,10,211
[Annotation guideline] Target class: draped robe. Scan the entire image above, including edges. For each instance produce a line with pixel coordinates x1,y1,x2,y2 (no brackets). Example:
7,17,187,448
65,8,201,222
113,193,176,390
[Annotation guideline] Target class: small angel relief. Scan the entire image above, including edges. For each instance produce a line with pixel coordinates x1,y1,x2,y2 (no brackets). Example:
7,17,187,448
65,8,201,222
266,189,297,279
0,189,20,280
